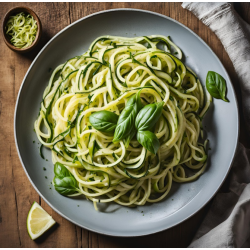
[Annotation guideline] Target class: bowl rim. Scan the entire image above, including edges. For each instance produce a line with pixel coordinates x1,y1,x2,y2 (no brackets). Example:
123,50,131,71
14,8,240,237
2,6,42,52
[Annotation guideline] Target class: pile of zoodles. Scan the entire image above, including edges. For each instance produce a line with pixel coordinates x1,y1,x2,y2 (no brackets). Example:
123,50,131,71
34,35,211,210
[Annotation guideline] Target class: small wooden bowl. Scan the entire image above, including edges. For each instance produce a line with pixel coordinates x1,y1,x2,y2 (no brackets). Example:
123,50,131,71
2,6,42,53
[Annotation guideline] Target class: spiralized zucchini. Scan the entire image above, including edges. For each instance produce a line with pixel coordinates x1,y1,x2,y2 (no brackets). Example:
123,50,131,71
34,35,212,209
5,12,37,48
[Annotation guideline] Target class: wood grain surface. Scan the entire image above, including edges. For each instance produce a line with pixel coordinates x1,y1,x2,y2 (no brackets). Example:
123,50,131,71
0,2,249,248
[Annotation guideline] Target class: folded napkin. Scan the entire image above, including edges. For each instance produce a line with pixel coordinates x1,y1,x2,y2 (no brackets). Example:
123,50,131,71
182,2,250,248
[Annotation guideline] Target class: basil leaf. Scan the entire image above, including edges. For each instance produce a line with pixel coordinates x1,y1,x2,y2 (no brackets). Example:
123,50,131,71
206,71,229,102
89,111,119,133
137,131,160,155
54,162,70,178
54,177,78,195
135,102,164,131
53,162,78,196
113,90,143,143
137,89,144,111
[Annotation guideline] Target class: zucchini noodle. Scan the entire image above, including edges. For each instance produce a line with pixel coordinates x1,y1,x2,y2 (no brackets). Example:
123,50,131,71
5,12,37,48
34,35,212,209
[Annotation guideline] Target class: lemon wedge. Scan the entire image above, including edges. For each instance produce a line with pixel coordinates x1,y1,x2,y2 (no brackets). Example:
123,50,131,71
27,201,56,240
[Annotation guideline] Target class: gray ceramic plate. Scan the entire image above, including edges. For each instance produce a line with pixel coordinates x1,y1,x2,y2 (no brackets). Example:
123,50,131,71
14,9,239,237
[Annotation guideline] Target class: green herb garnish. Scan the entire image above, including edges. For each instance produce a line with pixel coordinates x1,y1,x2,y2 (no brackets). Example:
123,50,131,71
206,71,229,102
53,162,79,196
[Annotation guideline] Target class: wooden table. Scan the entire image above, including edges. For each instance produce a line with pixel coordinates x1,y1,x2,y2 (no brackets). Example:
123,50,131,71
1,2,250,248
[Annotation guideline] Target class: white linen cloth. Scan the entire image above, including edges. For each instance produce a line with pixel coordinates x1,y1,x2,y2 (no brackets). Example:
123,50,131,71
181,2,250,248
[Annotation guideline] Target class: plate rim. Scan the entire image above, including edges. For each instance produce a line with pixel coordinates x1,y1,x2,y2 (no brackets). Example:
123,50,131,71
14,8,239,237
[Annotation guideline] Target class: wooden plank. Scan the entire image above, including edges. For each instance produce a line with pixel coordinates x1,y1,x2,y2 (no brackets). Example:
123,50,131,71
0,2,77,248
0,19,21,247
0,2,249,248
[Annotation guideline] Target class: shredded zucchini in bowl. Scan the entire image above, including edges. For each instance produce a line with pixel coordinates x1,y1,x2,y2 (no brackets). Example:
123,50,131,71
5,12,38,49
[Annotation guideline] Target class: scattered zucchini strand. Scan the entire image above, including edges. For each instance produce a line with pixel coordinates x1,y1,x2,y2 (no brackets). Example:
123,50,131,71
34,35,211,209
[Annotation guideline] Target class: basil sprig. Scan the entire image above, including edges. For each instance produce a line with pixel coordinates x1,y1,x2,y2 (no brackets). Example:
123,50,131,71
89,110,119,133
137,130,160,155
135,102,164,131
113,91,143,143
53,162,79,195
87,89,163,155
206,71,229,102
